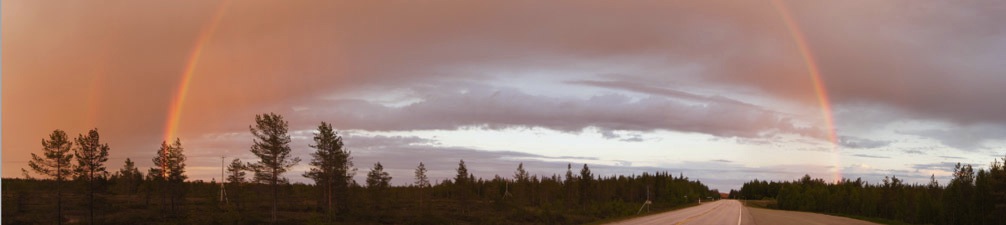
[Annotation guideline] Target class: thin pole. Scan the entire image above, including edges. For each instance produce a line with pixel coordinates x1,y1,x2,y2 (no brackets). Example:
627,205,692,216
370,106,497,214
220,156,228,204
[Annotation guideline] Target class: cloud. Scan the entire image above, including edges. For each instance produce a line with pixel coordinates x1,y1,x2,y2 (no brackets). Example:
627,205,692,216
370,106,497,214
910,162,963,173
940,155,966,160
691,1,1006,127
7,0,1006,190
596,129,647,142
567,80,761,109
297,82,817,139
851,154,890,159
839,136,893,149
897,125,1006,151
343,134,438,149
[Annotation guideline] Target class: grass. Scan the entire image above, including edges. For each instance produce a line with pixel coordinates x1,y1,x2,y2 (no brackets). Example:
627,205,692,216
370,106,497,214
739,199,917,225
740,199,776,209
582,201,702,225
824,213,917,225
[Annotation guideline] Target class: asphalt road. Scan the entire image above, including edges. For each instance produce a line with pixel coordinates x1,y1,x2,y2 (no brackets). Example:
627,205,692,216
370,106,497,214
607,200,881,225
608,200,752,225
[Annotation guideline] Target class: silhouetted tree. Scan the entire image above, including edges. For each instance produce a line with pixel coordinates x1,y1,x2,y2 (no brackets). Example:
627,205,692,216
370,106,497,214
5,156,725,224
302,122,353,217
513,162,532,203
455,160,469,184
73,128,110,225
564,163,577,205
226,158,246,209
114,158,143,196
28,129,74,225
988,155,1006,224
415,162,429,209
945,163,976,224
514,162,529,183
366,162,392,208
150,139,187,215
20,168,34,180
737,155,1006,225
247,113,300,223
579,164,593,204
455,160,472,214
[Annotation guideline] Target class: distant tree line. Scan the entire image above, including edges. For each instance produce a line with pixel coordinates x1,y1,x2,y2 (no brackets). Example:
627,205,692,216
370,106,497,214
4,112,719,225
732,156,1006,225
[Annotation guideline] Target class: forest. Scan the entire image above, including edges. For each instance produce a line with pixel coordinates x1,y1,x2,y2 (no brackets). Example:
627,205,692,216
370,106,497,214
3,113,719,225
732,155,1006,225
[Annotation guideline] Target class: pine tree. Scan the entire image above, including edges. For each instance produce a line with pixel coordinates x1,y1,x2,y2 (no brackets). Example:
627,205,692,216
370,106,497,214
565,163,575,184
579,164,593,204
514,162,529,182
28,129,73,225
366,162,392,188
415,162,430,209
366,162,392,208
455,160,471,214
945,163,976,224
455,160,469,184
227,158,247,184
247,113,300,223
150,139,186,214
73,128,110,225
988,155,1006,224
116,158,143,196
302,122,353,216
564,163,577,205
226,158,247,209
513,162,531,203
415,162,430,188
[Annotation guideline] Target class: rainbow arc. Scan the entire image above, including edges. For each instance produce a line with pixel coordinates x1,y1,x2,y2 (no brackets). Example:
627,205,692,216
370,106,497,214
772,0,841,182
163,0,231,143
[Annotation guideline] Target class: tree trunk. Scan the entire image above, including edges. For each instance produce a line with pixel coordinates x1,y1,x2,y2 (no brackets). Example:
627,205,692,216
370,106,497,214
170,185,176,214
328,179,333,219
272,168,278,224
57,165,63,225
90,170,95,225
158,180,166,217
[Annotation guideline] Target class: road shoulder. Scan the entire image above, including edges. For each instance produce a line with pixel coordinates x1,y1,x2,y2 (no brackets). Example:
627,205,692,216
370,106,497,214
745,206,882,225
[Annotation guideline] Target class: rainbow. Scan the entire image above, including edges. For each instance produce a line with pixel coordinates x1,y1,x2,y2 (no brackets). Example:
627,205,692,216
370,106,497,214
771,0,842,182
85,62,107,128
163,0,231,143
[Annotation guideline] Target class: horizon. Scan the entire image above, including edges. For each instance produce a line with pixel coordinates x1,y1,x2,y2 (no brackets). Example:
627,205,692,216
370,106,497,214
5,0,1006,192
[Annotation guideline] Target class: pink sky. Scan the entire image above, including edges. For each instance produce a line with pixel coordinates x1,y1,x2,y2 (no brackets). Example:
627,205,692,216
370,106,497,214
4,0,1006,190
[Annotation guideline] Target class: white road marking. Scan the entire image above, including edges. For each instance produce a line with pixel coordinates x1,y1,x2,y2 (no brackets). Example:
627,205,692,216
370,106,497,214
736,201,743,225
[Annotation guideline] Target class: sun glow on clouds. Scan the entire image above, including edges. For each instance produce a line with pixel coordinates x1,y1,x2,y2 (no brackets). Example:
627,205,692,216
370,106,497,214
345,127,835,169
8,0,1006,190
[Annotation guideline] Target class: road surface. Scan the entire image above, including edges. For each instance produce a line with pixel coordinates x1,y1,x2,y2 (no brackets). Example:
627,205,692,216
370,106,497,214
607,200,880,225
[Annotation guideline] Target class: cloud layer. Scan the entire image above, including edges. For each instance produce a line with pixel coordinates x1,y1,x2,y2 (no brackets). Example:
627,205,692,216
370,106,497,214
5,0,1006,189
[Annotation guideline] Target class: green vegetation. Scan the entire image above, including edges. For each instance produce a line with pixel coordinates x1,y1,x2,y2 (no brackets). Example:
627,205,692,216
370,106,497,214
733,155,1006,225
4,112,719,224
27,129,74,225
149,139,187,217
73,129,111,225
247,113,302,223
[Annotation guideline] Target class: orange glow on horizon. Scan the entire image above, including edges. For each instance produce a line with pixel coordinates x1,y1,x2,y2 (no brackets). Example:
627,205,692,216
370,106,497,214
771,0,842,182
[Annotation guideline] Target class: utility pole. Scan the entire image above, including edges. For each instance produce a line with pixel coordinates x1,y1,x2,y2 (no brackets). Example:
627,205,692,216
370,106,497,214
220,156,228,204
503,181,513,199
637,186,652,214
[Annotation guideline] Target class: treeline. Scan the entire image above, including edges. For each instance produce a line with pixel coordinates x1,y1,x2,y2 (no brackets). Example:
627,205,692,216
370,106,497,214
732,156,1006,225
4,112,719,225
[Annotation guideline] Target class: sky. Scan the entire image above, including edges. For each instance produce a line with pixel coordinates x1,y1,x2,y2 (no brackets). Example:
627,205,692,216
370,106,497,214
4,0,1006,191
